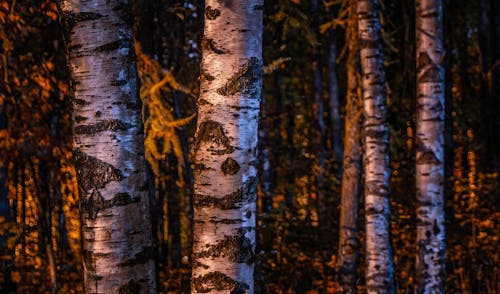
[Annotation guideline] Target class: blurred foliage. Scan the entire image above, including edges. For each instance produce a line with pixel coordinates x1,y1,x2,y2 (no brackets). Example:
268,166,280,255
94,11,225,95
0,0,499,293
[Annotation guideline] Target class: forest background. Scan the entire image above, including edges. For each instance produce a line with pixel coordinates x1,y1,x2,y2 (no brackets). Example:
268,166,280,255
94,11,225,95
0,0,499,293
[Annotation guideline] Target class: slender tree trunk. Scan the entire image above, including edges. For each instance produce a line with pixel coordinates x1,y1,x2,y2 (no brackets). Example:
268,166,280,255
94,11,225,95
336,3,362,292
327,6,343,169
191,1,263,293
59,1,157,292
311,0,329,248
415,0,446,292
492,0,500,171
357,0,394,293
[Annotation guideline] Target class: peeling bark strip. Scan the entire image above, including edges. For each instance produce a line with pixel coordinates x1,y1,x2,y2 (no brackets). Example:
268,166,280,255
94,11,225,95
357,0,394,293
60,0,156,293
415,0,446,293
193,0,263,293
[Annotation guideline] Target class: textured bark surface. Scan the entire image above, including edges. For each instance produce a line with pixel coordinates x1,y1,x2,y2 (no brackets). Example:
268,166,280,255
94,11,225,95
415,0,446,293
357,0,394,293
60,1,156,293
192,1,263,293
336,3,362,292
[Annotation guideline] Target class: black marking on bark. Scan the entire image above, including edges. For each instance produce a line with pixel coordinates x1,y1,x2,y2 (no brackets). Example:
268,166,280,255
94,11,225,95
193,176,257,209
205,6,221,20
192,271,249,293
74,119,131,135
365,129,387,140
112,79,128,86
365,181,389,198
200,69,215,82
359,38,379,49
109,192,140,207
117,279,141,294
94,111,102,117
119,246,154,266
74,98,90,106
221,158,240,175
69,44,83,51
365,204,387,216
194,233,254,264
198,99,213,106
84,188,105,220
60,11,104,33
433,219,441,235
192,260,210,269
73,149,124,192
82,192,140,220
253,4,264,10
196,120,235,155
209,218,242,224
83,249,95,272
216,57,263,96
95,39,133,53
75,115,88,123
202,38,228,54
418,52,442,83
87,273,104,281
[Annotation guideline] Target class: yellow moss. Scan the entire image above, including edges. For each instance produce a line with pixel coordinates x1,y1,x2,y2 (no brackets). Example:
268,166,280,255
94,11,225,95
136,44,195,179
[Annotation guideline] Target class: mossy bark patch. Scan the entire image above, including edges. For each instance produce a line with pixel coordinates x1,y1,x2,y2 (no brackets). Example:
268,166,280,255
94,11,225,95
192,271,249,293
216,57,263,96
193,176,257,209
221,157,240,175
196,120,235,155
194,234,254,264
74,119,132,135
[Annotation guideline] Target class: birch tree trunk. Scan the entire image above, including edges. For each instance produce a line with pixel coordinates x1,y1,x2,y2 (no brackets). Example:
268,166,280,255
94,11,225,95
191,1,263,293
336,2,362,292
415,0,446,292
59,1,156,292
357,0,394,293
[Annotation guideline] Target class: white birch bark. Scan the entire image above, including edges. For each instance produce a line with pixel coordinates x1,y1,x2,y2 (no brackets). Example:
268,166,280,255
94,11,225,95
191,1,263,293
415,0,446,292
357,0,394,292
59,1,156,292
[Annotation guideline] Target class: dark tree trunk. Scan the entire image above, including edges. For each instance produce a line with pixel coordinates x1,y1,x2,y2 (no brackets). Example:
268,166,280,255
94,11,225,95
336,2,362,292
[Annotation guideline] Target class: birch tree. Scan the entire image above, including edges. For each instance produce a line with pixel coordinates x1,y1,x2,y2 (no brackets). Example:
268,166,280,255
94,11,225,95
336,2,362,292
415,0,446,292
59,1,156,292
357,0,394,292
191,1,263,293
